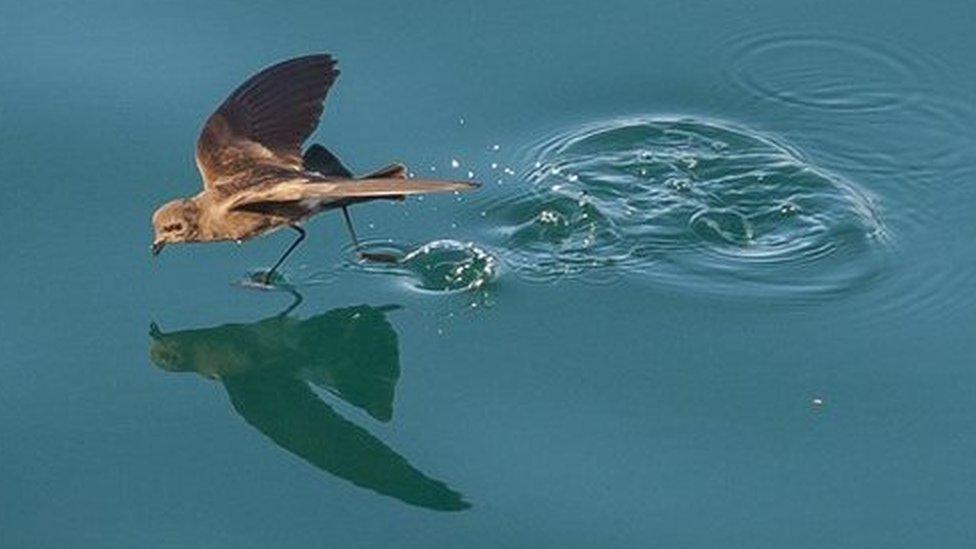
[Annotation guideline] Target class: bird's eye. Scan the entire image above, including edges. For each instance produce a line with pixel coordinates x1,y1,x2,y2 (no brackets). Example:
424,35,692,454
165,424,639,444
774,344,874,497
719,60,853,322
164,223,183,232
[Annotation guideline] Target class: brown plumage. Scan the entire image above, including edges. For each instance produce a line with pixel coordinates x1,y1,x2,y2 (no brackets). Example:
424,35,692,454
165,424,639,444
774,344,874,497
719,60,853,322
151,54,478,281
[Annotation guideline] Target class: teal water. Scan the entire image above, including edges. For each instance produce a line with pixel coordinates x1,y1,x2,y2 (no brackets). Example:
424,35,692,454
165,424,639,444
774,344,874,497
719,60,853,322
2,1,975,547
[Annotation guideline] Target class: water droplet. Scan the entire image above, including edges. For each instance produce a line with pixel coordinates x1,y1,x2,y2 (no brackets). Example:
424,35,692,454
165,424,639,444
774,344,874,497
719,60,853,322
779,202,800,215
538,210,562,225
666,177,691,191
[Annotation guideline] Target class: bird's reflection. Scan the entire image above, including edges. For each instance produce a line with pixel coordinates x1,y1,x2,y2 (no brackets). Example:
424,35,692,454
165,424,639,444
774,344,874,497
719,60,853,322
149,296,469,511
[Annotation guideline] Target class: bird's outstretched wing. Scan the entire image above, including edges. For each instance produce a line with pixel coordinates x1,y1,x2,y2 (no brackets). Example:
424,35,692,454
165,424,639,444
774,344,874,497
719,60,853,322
226,177,479,215
195,54,339,189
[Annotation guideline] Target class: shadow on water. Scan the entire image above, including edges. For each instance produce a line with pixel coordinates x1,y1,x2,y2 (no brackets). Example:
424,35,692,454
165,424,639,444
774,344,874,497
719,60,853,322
148,296,470,512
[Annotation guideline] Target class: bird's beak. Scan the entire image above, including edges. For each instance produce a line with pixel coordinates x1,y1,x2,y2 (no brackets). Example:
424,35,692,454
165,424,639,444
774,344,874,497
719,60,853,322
151,241,165,257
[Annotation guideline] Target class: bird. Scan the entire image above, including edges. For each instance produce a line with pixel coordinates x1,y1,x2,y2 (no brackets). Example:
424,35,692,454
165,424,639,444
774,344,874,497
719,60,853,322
150,54,478,284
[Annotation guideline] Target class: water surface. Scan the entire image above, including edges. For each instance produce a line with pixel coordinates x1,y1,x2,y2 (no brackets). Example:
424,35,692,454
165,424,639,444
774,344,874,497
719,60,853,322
1,1,975,547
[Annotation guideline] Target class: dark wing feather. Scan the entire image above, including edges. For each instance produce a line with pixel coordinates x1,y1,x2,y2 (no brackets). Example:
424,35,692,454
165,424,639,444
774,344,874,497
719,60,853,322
303,144,354,178
195,55,339,189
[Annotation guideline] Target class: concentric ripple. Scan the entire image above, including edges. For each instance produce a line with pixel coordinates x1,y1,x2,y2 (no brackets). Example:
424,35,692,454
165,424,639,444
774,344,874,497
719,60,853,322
725,30,976,208
343,239,498,293
478,117,887,298
727,33,932,113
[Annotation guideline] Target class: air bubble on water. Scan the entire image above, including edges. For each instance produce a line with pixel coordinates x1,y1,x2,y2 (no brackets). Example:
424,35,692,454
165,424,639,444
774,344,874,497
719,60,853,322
451,158,461,169
503,167,515,175
567,173,579,182
538,210,562,225
491,144,500,151
467,170,475,179
779,203,799,215
666,177,691,191
491,162,498,170
458,117,465,126
430,165,437,172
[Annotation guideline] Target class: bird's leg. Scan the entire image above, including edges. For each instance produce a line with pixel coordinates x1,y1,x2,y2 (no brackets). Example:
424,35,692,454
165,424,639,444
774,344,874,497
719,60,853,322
341,206,399,264
340,206,363,253
264,225,306,285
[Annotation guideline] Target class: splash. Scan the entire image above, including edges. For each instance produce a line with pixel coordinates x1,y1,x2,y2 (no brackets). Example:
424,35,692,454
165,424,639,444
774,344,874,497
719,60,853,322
478,117,886,298
345,239,499,294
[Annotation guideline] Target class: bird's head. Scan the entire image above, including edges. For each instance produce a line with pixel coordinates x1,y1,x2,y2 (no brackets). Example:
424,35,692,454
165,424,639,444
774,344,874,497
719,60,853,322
151,198,200,255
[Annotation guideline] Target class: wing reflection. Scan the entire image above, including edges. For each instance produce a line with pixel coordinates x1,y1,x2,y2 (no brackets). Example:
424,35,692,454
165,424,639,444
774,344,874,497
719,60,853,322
149,302,469,511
